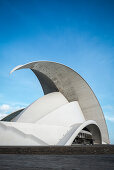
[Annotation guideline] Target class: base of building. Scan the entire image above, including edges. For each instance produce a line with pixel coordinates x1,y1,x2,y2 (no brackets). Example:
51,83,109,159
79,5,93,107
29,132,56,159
0,145,114,155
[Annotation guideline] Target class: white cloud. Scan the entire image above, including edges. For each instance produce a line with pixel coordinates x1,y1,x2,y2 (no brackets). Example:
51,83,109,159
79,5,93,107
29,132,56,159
0,104,11,120
103,104,114,122
0,103,28,120
0,104,10,114
103,105,114,111
105,116,114,122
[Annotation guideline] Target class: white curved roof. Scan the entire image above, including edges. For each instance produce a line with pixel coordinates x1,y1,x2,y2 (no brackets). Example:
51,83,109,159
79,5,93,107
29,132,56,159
12,92,68,122
11,61,109,144
37,101,85,126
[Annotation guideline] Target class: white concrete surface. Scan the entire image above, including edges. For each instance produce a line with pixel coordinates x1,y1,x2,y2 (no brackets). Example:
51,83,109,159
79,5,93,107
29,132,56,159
37,101,85,126
12,92,68,122
0,121,71,145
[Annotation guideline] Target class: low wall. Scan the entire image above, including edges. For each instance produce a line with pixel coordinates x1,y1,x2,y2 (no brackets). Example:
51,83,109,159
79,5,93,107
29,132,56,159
0,145,114,155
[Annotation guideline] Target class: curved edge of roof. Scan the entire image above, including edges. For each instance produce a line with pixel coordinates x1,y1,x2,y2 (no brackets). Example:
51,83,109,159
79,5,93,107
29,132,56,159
65,120,101,145
57,120,101,145
1,108,25,121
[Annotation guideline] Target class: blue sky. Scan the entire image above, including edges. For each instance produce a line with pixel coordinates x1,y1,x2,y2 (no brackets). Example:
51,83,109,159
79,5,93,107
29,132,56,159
0,0,114,143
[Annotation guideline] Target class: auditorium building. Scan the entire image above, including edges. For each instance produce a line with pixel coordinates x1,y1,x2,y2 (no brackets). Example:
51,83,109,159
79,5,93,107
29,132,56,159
0,61,110,145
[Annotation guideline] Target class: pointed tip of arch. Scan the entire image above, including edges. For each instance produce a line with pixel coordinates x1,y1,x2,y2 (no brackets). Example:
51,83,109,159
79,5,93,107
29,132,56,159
10,65,23,75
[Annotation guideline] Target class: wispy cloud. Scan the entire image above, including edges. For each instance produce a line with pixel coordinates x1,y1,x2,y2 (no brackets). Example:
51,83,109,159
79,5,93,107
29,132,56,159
103,105,114,111
0,104,11,114
105,115,114,122
103,105,114,122
0,103,28,120
0,104,11,120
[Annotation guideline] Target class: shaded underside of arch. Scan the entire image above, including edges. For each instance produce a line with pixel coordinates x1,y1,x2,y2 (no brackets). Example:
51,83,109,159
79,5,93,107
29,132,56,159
10,61,110,144
59,120,102,145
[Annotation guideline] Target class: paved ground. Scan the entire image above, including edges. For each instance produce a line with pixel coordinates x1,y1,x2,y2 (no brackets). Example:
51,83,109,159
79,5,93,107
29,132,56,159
0,154,114,170
0,146,114,169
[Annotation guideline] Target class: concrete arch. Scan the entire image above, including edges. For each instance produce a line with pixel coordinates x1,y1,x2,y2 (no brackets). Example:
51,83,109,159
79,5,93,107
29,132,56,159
84,124,102,144
65,120,102,145
10,61,109,144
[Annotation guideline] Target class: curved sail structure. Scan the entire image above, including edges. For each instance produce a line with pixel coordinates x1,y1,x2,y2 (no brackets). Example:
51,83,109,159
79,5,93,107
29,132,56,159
0,61,109,145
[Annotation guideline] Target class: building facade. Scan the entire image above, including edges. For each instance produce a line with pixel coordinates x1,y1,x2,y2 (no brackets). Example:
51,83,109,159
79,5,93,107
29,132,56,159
0,61,110,145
